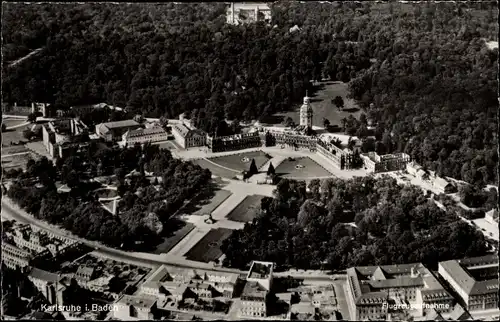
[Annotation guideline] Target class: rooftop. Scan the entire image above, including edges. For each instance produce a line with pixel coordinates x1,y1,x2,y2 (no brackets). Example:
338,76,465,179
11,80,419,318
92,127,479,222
241,281,267,299
28,267,60,283
117,294,157,310
125,126,166,139
248,261,273,280
439,255,499,296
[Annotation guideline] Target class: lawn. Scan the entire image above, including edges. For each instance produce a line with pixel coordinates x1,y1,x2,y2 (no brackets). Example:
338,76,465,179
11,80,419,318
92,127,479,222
272,81,362,128
2,118,26,128
1,145,30,156
275,157,333,179
1,152,39,171
183,189,232,216
191,158,240,179
185,228,233,263
208,150,271,172
1,125,31,146
227,194,266,223
153,222,195,255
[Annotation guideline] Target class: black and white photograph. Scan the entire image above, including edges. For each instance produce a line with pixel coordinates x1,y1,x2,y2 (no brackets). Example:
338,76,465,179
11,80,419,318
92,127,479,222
1,1,498,321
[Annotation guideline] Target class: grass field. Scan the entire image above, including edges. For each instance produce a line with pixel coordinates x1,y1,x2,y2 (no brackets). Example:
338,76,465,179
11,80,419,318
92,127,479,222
275,157,333,178
227,194,266,223
153,222,195,254
209,151,271,172
2,118,26,128
191,158,239,178
1,152,39,171
1,145,30,156
183,189,232,216
185,228,233,263
272,81,362,128
1,126,30,146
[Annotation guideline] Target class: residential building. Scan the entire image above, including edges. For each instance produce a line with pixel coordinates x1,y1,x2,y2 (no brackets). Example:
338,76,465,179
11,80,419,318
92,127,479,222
406,161,423,177
316,139,354,169
171,122,206,149
95,119,142,142
74,266,96,284
432,176,457,194
438,255,499,311
120,126,168,147
239,261,274,318
262,128,318,151
28,268,68,306
113,294,157,320
360,152,410,173
207,132,261,152
1,242,32,270
226,2,271,25
346,263,454,320
138,265,239,301
239,281,268,318
42,118,90,159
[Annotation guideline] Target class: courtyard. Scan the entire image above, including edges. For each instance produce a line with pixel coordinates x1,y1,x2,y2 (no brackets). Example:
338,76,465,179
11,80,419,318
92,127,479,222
275,157,333,179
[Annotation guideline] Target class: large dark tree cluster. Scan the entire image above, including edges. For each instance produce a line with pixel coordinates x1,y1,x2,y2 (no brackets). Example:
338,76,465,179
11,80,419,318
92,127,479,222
6,144,212,249
2,2,498,184
221,177,490,271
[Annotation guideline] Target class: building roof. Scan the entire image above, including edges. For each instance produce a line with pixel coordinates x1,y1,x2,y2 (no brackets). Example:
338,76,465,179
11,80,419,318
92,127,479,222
117,294,157,310
248,261,273,279
124,127,166,139
98,120,140,135
291,302,315,315
242,281,267,299
439,256,499,296
449,304,472,321
76,266,95,278
172,123,191,137
433,176,452,189
28,267,60,283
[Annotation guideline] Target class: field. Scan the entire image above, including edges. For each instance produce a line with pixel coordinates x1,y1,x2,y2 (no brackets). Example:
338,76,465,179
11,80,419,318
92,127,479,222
208,151,271,172
191,158,239,178
275,157,333,179
153,222,195,254
272,81,362,128
185,228,233,263
1,152,39,171
183,189,232,216
1,145,30,156
2,118,26,128
227,194,266,223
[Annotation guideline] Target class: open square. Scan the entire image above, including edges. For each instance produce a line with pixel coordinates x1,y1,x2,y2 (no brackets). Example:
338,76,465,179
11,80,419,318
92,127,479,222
185,228,233,263
227,194,266,223
208,150,271,172
275,157,333,179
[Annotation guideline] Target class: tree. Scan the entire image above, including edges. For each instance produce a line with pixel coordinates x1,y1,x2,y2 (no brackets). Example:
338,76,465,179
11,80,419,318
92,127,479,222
332,96,344,110
249,159,258,175
22,129,33,140
267,162,275,176
27,113,37,123
341,118,348,132
323,118,330,129
282,116,295,128
1,123,6,132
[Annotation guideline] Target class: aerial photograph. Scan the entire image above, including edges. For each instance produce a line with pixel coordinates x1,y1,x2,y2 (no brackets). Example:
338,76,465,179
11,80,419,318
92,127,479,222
1,1,498,321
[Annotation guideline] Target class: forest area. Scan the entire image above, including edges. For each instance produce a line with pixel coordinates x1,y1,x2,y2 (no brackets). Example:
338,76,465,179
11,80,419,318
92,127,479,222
1,1,498,185
5,144,212,249
221,177,491,271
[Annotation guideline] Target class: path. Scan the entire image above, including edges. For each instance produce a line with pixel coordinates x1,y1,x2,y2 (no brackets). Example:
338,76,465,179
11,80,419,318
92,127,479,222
7,48,44,68
5,121,29,130
1,151,31,158
166,227,210,257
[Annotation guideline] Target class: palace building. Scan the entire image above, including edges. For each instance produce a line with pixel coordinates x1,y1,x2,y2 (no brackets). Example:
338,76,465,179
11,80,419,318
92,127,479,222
42,118,90,159
120,126,169,147
171,122,206,149
316,139,354,170
207,131,262,153
95,119,142,142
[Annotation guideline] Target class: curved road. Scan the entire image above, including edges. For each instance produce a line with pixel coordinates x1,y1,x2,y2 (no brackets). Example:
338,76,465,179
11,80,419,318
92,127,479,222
1,198,242,274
